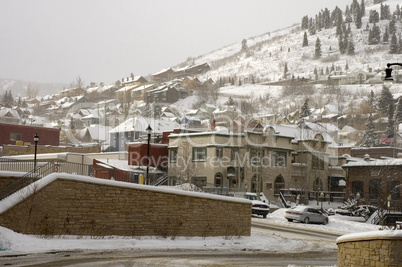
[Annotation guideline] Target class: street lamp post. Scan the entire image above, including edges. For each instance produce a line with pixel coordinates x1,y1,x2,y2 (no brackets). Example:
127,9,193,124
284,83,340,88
384,62,402,87
33,133,39,174
319,191,324,211
146,125,152,185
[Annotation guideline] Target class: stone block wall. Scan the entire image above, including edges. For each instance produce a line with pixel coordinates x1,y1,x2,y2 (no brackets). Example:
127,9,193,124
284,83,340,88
0,174,251,237
337,232,402,266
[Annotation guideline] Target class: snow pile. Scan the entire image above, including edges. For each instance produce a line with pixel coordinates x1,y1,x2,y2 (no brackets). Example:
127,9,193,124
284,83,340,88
265,208,380,236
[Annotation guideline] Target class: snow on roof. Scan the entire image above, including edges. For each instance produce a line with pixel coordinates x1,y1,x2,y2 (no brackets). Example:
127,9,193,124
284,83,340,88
109,117,178,134
86,125,111,141
0,108,19,119
116,84,139,92
152,67,173,76
132,83,156,92
343,157,402,167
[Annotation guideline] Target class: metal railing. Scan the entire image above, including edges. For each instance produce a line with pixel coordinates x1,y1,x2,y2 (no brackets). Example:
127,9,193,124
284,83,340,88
152,174,168,186
0,160,91,201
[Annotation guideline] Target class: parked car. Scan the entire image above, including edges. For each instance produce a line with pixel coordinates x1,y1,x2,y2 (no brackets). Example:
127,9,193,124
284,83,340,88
285,206,328,225
243,192,270,218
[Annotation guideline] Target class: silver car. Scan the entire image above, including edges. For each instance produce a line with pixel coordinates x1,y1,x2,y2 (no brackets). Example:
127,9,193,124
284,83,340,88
285,206,328,225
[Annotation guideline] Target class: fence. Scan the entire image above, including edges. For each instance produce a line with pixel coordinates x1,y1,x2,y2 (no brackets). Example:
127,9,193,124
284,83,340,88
0,158,91,200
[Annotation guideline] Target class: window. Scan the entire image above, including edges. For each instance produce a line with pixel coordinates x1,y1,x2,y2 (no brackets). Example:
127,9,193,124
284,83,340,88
369,179,380,200
231,147,240,161
274,151,287,167
274,176,285,196
169,148,178,163
214,172,223,187
10,133,22,141
193,147,206,162
352,181,364,198
216,147,223,160
192,177,207,188
312,153,324,170
250,147,263,165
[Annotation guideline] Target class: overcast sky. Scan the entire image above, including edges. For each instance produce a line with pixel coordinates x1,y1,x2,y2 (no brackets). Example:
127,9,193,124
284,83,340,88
0,0,351,86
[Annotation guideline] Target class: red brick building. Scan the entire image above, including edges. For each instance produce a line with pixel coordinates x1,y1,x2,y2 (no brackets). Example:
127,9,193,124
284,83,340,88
342,156,402,217
0,123,60,146
128,143,168,169
93,143,168,184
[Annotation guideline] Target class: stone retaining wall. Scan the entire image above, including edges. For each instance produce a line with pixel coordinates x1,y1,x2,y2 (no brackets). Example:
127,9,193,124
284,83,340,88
337,231,402,266
0,174,251,237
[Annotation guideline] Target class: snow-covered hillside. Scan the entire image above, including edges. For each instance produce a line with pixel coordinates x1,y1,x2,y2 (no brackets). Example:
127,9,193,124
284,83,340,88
182,1,402,84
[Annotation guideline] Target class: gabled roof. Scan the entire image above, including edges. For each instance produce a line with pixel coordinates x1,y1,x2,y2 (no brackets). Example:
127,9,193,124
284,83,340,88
110,117,178,134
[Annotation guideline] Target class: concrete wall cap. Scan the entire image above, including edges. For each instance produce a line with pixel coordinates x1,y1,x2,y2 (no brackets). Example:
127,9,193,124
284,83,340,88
336,230,402,244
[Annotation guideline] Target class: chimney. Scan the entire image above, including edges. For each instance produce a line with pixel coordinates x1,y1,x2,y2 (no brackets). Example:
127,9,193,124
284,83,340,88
210,118,216,131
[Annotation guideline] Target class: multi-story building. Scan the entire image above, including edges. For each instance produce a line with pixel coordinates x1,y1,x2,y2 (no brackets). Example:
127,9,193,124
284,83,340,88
168,124,338,202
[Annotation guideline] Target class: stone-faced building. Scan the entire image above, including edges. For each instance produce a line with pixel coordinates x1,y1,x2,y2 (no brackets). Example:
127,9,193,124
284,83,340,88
168,124,336,202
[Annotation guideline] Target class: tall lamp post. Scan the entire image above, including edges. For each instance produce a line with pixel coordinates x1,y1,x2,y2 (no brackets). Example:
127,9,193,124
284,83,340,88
319,191,324,211
146,125,152,185
33,133,39,174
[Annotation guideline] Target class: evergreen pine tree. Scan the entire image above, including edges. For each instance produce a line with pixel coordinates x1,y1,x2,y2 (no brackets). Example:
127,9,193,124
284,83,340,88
301,15,309,30
368,89,376,110
144,102,152,118
395,97,402,127
347,36,355,55
369,10,379,23
361,113,376,147
308,18,316,35
390,33,398,54
378,85,394,115
300,99,311,118
383,26,389,43
338,36,346,54
315,37,322,58
152,101,161,119
241,39,248,51
389,17,396,36
399,35,402,54
368,23,381,45
302,32,308,47
283,62,288,79
385,102,395,136
345,5,352,23
360,0,365,16
355,11,362,29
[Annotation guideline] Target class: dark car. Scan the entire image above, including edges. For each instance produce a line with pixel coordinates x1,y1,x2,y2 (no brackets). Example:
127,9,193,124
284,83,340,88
285,206,328,225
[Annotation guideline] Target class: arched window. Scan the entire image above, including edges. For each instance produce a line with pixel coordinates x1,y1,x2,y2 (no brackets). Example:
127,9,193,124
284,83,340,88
215,172,223,187
251,174,263,193
274,175,285,196
352,180,364,198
